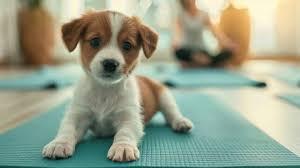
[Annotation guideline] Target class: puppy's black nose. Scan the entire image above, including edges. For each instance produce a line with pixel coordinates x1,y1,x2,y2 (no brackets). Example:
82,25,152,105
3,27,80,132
102,59,119,73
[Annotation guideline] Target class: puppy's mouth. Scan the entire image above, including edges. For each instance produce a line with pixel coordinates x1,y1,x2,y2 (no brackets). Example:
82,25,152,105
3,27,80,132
97,72,123,83
101,73,114,78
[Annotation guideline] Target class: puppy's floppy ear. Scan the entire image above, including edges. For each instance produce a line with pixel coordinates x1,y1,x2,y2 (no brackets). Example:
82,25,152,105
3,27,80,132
138,22,158,58
61,18,86,52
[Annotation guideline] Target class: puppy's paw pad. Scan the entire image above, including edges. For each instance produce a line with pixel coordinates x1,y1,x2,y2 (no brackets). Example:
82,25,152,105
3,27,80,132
172,117,193,133
42,140,74,159
107,143,139,162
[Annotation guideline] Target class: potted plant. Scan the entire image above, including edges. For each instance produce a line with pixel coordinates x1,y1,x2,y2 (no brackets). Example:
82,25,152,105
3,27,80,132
18,0,55,65
219,1,251,66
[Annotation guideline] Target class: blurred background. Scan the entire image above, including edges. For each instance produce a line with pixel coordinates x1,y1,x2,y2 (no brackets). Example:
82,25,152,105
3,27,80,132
1,1,300,164
0,0,300,65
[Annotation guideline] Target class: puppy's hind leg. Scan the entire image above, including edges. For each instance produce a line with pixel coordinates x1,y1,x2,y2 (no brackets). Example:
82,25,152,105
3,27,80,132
159,88,193,133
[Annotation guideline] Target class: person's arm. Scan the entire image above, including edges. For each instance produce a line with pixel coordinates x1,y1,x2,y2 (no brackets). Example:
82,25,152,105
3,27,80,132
172,18,182,50
203,13,238,53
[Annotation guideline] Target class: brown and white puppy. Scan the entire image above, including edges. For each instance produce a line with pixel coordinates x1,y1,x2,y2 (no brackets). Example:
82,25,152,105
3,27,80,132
42,10,193,162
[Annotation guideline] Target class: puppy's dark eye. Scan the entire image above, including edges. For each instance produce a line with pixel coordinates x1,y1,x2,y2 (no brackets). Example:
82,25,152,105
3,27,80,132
122,41,132,51
89,37,101,48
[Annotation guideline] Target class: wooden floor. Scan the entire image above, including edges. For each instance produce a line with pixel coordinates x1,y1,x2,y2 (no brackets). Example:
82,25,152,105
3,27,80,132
0,60,300,157
0,88,73,133
0,67,73,133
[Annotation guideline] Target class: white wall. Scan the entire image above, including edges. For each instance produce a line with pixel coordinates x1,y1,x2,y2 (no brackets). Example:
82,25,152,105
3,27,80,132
0,0,20,63
201,0,300,56
275,0,300,55
243,0,300,56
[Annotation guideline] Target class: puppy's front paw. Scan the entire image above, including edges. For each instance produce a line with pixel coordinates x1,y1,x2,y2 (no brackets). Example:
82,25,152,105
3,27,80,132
42,140,74,159
107,143,140,162
172,117,193,133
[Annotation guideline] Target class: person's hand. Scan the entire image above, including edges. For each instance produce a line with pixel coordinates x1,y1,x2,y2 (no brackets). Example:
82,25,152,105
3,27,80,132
171,41,180,50
224,40,239,56
192,53,212,66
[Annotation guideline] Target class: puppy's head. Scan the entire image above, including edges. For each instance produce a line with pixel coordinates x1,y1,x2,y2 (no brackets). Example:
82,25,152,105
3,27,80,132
62,11,158,84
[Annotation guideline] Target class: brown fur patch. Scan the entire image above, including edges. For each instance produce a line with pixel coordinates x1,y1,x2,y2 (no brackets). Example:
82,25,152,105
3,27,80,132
61,10,163,124
62,11,158,74
137,76,165,123
118,16,159,74
118,17,142,75
118,17,158,74
80,12,111,70
61,11,111,70
132,17,158,58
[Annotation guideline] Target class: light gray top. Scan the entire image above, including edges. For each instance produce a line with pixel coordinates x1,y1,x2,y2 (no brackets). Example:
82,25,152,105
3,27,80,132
179,11,208,49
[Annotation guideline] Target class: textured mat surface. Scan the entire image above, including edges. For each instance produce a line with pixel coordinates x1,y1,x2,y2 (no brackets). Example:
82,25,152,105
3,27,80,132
164,69,266,88
0,92,299,168
278,94,300,108
0,64,83,90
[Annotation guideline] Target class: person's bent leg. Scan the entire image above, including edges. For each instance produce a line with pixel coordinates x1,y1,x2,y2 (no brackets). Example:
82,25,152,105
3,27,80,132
211,49,233,67
192,49,212,67
175,48,195,68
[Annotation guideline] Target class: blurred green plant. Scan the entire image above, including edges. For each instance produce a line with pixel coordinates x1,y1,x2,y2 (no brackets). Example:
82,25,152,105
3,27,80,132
23,0,43,8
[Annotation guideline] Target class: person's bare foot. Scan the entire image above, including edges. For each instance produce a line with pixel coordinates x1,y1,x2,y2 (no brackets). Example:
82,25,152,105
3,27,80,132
178,53,212,69
179,61,190,68
179,61,204,69
192,53,212,67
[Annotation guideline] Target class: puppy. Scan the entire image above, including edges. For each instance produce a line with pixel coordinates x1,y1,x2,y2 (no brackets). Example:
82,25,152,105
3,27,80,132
42,10,193,162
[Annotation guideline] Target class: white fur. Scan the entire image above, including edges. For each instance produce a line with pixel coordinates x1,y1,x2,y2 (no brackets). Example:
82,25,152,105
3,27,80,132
159,89,194,132
89,13,126,85
43,75,144,161
42,12,193,162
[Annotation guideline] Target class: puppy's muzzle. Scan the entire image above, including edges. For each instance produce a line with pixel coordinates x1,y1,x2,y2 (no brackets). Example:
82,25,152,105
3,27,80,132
102,59,119,73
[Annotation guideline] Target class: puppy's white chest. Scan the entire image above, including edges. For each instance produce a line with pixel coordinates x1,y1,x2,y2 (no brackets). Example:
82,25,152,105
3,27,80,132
89,93,121,136
74,76,140,137
91,114,116,137
90,94,118,116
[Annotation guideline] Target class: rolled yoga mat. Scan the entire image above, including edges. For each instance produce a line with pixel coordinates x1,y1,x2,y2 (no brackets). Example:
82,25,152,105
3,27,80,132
0,92,298,168
164,68,266,88
0,64,83,90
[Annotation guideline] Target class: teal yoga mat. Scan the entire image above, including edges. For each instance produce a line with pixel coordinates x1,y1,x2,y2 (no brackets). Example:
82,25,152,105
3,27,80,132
278,94,300,108
0,64,83,90
164,69,266,88
0,63,174,90
0,92,299,167
259,63,300,87
271,68,300,87
0,63,175,90
0,63,266,90
135,63,177,81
